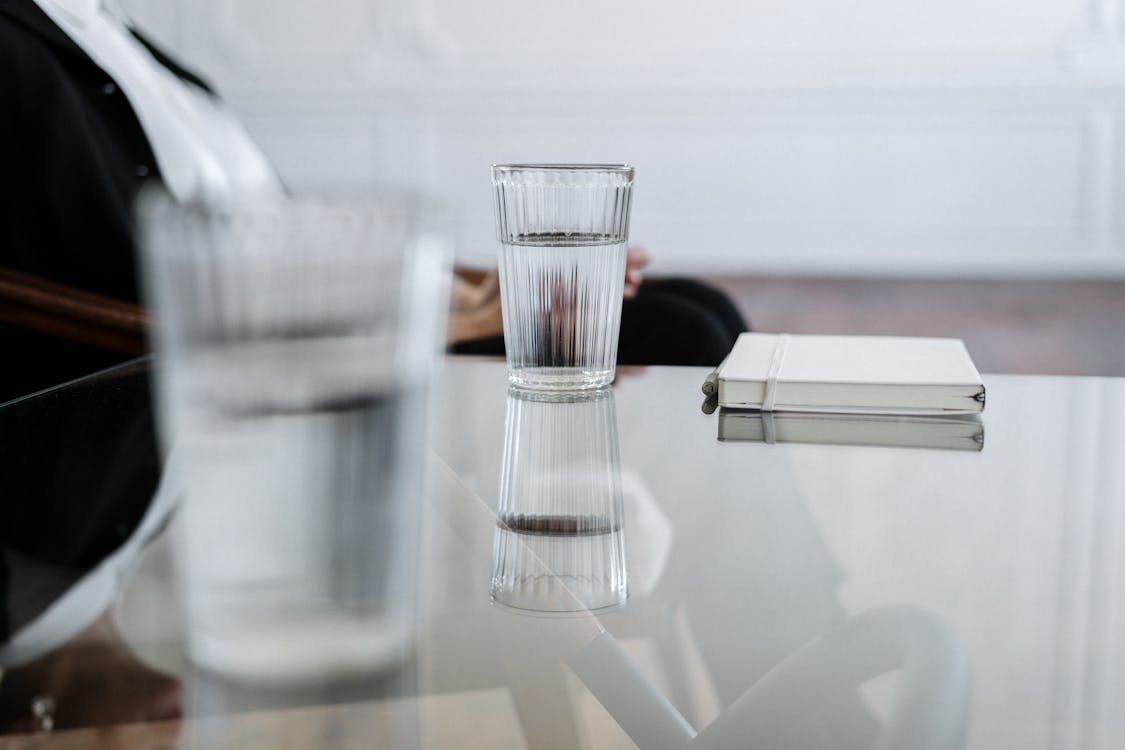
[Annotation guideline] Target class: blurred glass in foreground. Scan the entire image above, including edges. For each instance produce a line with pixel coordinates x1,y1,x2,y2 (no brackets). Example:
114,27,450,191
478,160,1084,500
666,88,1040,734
137,191,450,684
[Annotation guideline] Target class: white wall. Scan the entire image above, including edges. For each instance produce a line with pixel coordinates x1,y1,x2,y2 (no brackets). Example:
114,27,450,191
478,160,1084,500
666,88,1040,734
123,0,1125,277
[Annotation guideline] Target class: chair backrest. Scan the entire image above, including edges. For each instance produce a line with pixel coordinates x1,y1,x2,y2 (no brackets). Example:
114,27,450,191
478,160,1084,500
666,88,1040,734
0,267,147,355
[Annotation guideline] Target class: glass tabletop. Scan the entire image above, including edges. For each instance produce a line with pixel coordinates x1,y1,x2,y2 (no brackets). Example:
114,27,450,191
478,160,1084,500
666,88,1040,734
1,358,1123,749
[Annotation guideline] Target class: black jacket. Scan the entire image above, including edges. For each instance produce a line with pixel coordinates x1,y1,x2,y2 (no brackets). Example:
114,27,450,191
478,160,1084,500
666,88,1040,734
0,0,213,303
0,0,215,398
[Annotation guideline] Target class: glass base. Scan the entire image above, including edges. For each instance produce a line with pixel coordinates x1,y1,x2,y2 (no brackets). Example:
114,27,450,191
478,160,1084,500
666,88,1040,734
507,366,614,391
491,583,628,614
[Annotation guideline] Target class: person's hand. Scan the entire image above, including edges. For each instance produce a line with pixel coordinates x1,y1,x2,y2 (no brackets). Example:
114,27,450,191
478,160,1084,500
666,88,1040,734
447,246,650,345
448,269,504,343
624,246,650,299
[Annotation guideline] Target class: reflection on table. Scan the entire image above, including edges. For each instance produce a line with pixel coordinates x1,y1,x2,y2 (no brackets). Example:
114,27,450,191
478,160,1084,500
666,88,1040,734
2,359,1124,749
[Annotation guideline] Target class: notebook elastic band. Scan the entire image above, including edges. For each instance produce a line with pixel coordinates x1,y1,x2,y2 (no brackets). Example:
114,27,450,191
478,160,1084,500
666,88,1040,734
761,412,777,444
761,333,790,412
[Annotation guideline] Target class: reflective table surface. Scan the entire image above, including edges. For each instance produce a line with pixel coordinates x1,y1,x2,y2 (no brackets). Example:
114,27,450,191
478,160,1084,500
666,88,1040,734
1,358,1123,749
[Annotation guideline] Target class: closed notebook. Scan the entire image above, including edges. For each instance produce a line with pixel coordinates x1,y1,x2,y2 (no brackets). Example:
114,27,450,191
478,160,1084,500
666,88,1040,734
714,333,985,414
717,409,984,451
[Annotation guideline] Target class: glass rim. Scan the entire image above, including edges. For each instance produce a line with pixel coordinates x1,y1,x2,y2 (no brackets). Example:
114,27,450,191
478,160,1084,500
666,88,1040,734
134,186,452,265
134,184,448,223
492,163,633,176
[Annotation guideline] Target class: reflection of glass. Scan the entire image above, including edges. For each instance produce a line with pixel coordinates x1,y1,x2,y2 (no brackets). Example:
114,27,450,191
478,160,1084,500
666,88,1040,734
138,192,449,683
491,388,627,611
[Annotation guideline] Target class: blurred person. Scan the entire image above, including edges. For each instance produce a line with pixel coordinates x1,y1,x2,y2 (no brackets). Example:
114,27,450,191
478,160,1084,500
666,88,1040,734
1,362,181,738
0,0,746,401
0,0,281,400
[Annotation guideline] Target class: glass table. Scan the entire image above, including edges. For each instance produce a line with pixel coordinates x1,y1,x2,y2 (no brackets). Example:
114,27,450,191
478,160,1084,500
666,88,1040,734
1,358,1123,749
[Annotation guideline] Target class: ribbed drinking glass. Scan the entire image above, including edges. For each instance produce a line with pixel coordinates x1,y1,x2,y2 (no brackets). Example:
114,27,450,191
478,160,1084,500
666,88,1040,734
492,164,634,391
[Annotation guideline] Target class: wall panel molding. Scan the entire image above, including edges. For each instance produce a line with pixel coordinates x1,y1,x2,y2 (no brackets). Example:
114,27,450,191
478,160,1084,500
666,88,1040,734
120,0,1125,277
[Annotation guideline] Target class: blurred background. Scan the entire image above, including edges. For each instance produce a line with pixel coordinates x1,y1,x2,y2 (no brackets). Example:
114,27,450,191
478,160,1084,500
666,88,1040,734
120,0,1125,375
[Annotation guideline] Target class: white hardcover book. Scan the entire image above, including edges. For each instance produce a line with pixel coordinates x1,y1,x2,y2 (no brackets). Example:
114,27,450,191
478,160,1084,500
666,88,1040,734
714,333,986,414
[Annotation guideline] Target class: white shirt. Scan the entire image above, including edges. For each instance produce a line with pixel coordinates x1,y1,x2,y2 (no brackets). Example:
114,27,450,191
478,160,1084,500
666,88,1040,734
32,0,282,203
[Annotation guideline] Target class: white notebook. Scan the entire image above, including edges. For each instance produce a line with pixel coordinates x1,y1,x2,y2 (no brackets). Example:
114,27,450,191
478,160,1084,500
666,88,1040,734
712,333,986,414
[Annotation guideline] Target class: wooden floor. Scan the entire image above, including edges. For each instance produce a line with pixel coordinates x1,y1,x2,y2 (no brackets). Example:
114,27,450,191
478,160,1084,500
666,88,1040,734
706,277,1125,377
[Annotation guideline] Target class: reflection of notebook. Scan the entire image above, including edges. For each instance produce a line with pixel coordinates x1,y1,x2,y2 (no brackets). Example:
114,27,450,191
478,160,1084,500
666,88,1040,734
717,409,985,451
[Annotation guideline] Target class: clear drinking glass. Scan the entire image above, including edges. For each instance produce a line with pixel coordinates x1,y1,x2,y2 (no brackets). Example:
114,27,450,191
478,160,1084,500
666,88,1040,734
138,190,450,683
490,388,628,612
492,164,634,391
